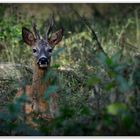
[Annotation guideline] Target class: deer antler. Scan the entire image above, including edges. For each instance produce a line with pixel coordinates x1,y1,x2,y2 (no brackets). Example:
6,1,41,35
45,14,55,40
32,22,40,40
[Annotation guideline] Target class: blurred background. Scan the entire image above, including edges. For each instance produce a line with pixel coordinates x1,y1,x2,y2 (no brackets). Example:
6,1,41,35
0,3,140,135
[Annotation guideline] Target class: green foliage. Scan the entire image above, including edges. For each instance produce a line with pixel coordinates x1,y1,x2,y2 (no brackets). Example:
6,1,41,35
107,103,128,115
0,4,140,136
87,76,101,87
45,85,58,99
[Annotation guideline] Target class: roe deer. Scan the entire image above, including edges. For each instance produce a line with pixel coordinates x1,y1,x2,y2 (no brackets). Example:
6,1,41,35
16,16,63,121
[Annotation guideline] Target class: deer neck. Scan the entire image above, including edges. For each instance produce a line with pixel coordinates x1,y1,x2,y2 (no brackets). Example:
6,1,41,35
32,61,50,97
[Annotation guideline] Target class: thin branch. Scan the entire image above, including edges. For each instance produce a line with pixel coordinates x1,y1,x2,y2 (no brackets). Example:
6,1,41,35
71,7,109,57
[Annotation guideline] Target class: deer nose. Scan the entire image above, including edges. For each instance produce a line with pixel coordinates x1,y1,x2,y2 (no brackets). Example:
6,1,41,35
38,57,48,65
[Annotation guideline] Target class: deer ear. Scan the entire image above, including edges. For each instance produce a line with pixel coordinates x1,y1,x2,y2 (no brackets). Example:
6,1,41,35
48,28,64,47
22,27,36,46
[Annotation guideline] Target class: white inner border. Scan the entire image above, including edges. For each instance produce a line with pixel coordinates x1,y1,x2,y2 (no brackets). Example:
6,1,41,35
0,1,139,139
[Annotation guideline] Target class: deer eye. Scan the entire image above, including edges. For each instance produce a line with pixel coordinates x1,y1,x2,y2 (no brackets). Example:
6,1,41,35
48,48,52,53
33,48,37,53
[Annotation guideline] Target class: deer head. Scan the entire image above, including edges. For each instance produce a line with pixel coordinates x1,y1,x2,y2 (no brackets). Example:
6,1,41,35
22,16,63,69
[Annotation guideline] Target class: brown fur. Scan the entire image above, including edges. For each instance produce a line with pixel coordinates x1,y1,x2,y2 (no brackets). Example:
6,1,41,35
16,60,58,122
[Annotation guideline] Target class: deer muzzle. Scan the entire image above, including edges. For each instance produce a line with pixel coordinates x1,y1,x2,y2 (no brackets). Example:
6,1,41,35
37,57,49,68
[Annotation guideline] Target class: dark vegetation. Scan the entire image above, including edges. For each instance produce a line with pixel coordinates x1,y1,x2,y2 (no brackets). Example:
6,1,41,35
0,3,140,135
